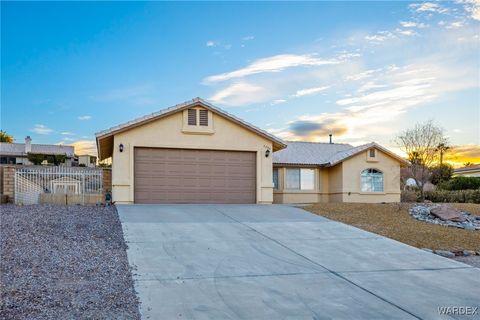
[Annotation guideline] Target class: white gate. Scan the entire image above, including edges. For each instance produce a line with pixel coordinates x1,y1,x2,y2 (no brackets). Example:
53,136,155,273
15,166,103,205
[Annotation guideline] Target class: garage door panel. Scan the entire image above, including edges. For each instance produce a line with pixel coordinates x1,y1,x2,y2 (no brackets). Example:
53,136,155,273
134,148,256,204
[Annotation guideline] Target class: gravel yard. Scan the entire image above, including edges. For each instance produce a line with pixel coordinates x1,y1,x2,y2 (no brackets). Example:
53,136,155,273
0,204,140,319
304,203,480,252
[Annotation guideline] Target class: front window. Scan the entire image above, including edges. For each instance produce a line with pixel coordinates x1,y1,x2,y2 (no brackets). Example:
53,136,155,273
285,168,314,190
361,168,384,192
273,168,279,190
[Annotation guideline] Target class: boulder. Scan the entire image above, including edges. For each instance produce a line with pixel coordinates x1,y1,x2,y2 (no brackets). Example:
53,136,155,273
430,205,466,222
435,250,455,258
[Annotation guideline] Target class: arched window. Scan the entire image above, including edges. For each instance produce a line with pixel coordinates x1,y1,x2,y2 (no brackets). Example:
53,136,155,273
361,169,384,192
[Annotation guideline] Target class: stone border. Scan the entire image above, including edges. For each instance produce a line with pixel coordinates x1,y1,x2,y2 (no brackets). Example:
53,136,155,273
421,248,480,258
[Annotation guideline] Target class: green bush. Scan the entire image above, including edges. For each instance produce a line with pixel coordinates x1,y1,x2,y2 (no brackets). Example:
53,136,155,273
437,176,480,191
424,190,480,203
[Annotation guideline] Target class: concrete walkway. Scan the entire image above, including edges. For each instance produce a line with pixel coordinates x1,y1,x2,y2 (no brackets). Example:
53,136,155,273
117,204,480,320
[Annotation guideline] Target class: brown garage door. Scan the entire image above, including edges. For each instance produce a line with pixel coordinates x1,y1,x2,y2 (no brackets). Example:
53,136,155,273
134,148,256,204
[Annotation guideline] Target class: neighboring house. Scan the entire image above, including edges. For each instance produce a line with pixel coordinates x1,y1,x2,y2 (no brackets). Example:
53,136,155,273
453,164,480,177
273,141,408,203
0,136,75,166
77,154,97,167
96,98,406,204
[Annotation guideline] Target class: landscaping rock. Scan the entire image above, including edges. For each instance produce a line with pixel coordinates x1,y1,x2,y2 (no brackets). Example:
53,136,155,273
421,248,433,253
430,205,465,222
435,250,455,258
463,250,475,256
0,204,140,320
409,204,480,230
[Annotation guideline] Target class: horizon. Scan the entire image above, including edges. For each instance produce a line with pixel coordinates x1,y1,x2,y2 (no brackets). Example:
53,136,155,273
1,1,479,167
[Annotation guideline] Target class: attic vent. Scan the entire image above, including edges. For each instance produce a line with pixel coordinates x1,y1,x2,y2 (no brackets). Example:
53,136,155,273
188,109,197,125
199,109,208,126
369,149,376,158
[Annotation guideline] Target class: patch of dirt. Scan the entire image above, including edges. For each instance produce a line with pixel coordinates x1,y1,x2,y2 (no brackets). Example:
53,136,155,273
0,204,140,319
304,202,480,252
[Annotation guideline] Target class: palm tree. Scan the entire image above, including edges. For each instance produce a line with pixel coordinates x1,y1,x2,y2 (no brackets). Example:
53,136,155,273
0,130,14,143
435,143,450,165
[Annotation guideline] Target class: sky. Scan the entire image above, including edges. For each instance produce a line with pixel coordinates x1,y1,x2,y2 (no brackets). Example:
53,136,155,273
1,1,479,166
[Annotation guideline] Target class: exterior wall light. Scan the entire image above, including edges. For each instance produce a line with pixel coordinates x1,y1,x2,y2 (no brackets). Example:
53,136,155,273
265,149,270,158
119,143,124,153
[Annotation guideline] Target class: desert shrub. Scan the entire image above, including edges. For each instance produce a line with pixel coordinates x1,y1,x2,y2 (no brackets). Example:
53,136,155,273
437,176,480,191
424,190,480,203
401,190,419,202
430,164,453,185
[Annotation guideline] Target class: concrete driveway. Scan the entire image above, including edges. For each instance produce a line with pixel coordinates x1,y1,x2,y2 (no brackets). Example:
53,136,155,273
117,204,480,320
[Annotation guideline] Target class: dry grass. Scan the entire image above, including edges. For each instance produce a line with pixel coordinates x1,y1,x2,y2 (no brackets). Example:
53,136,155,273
304,203,480,251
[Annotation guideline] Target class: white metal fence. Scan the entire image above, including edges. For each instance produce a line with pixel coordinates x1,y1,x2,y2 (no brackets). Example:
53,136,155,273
15,166,103,205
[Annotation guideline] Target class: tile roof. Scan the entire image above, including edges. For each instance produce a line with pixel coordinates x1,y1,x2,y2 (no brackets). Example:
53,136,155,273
273,141,353,165
454,164,480,172
0,143,75,157
273,141,408,166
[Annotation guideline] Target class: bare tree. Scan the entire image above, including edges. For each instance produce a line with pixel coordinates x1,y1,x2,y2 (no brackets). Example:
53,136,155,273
395,120,447,200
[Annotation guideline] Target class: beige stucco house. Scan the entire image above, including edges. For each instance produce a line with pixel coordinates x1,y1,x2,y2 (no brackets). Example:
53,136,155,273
273,141,408,203
96,98,407,204
96,98,285,204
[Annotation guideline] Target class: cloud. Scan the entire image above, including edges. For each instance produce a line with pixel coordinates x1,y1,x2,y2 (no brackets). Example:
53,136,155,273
61,131,74,135
446,21,465,28
204,54,340,83
357,82,388,93
293,86,330,97
400,21,427,28
365,28,417,43
409,2,448,13
271,99,287,105
346,69,378,81
209,82,268,106
71,140,97,155
31,124,53,135
444,144,480,167
288,118,348,137
396,29,418,36
242,35,255,41
78,115,92,120
206,40,218,47
457,0,480,21
365,31,396,42
273,61,479,142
